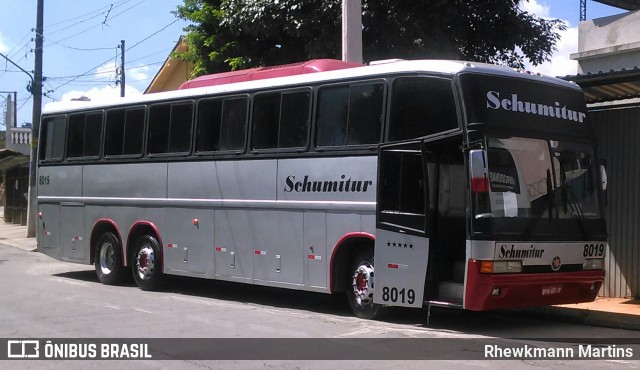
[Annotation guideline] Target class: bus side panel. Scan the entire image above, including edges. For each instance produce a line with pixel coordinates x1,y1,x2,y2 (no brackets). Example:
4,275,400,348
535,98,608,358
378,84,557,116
167,161,222,199
84,163,168,199
215,160,276,200
214,209,253,282
54,165,85,263
37,165,84,261
304,211,328,291
37,203,61,260
162,208,213,276
60,204,86,262
251,210,304,287
84,163,168,266
327,212,365,256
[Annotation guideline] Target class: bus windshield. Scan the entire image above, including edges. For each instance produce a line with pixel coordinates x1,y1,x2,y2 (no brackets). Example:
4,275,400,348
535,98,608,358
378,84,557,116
472,136,603,239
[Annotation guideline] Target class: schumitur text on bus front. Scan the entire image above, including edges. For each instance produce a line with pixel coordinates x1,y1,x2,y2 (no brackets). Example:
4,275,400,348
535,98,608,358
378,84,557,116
486,91,587,123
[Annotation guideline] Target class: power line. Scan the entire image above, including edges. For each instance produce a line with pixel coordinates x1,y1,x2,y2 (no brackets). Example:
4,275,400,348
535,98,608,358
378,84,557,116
46,0,130,28
46,0,135,35
126,19,180,52
17,95,32,112
45,0,148,46
44,38,116,52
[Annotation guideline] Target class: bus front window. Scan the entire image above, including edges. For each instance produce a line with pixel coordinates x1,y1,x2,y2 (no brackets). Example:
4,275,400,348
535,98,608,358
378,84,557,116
472,136,602,240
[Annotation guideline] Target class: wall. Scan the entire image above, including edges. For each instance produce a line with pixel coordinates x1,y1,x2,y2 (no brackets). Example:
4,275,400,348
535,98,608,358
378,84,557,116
591,106,640,298
572,10,640,74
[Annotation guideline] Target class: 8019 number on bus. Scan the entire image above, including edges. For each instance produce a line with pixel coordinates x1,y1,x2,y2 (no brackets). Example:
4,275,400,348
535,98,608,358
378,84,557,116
583,243,605,257
381,286,415,304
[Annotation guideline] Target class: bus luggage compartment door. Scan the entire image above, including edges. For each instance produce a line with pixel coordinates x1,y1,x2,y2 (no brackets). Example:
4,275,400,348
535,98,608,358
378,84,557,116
59,203,86,262
38,204,61,259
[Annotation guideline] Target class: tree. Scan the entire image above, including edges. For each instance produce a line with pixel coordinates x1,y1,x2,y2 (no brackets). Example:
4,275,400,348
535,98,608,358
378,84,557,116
174,0,565,76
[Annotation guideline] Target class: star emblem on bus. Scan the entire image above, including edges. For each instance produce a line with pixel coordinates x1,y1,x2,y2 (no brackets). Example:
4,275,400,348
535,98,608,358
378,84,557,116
386,242,413,249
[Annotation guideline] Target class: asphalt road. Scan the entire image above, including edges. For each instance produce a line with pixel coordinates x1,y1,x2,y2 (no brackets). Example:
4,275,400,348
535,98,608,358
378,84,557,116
1,242,639,369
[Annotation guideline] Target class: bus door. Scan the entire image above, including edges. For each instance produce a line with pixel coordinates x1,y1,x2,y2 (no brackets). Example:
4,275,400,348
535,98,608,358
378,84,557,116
373,141,431,308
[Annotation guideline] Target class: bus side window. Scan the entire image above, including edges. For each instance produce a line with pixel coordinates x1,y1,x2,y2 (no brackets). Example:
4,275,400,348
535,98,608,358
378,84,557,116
105,109,125,156
252,93,281,150
389,78,458,141
148,102,193,155
123,108,145,155
252,90,310,150
220,97,248,151
348,83,383,145
316,82,383,148
196,99,223,152
106,108,145,157
278,91,310,149
39,116,66,161
67,111,103,158
316,86,349,147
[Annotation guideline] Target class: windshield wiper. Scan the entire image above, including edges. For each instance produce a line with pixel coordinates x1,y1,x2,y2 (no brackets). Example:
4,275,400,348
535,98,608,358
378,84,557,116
524,169,555,239
559,164,590,240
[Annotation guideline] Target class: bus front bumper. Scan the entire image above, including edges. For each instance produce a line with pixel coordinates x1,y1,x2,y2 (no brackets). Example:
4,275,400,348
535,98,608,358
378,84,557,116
464,260,605,311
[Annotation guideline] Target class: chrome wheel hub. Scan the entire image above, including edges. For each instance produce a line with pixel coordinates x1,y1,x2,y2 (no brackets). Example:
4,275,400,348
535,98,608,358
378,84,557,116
136,246,155,280
99,242,115,275
352,263,375,306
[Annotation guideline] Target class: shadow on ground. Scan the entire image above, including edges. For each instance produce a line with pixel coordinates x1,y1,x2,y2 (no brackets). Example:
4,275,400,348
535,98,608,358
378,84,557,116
51,269,589,336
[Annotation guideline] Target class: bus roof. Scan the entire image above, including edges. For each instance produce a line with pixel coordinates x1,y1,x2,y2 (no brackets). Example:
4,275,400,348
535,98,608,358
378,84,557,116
42,59,581,115
178,59,363,89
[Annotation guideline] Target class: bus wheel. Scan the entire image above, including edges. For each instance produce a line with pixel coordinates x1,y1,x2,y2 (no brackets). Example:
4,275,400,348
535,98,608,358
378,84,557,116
347,250,389,320
132,235,165,291
94,232,127,285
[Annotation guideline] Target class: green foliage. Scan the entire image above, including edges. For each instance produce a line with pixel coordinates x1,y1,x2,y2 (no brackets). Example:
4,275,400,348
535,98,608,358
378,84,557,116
0,131,5,149
173,0,565,76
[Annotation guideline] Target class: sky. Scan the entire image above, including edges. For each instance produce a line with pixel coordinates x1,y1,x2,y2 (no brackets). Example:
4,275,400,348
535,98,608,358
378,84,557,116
0,0,629,128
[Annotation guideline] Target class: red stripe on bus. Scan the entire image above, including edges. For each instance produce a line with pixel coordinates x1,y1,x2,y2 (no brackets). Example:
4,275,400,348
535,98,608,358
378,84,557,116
93,219,123,265
328,232,375,293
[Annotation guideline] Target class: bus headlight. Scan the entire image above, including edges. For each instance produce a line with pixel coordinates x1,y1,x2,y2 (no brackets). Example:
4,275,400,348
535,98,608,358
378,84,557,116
480,260,522,273
583,258,604,270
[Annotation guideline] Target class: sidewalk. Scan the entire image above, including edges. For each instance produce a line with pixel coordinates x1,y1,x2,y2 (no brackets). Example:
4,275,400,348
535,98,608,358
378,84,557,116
0,216,638,331
0,209,37,252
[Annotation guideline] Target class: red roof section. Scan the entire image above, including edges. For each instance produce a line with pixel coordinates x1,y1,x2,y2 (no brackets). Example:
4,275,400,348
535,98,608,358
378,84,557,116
178,59,363,89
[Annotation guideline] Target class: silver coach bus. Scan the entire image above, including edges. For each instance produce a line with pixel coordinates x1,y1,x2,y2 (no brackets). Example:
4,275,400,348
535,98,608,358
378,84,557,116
37,59,607,319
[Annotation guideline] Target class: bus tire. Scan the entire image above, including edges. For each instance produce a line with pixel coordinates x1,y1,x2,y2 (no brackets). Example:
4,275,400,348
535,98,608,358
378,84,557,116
94,232,128,285
131,235,165,291
347,250,389,320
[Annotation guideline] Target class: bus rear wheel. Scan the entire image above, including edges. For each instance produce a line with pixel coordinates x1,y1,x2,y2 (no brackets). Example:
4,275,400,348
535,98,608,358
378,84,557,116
347,250,389,320
132,235,165,291
94,232,128,285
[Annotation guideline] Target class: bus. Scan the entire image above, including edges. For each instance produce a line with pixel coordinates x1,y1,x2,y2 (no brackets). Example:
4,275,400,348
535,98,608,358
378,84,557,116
37,59,607,319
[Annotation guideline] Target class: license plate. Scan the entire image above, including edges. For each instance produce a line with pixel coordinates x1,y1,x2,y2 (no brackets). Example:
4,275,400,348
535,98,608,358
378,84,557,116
541,285,563,296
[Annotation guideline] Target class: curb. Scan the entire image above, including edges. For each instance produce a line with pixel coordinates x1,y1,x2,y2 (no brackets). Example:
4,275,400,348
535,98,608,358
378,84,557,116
514,305,640,332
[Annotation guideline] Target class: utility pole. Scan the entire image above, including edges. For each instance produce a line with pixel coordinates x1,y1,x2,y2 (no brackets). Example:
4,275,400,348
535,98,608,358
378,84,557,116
342,0,362,63
27,0,44,237
0,91,17,128
119,40,125,97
